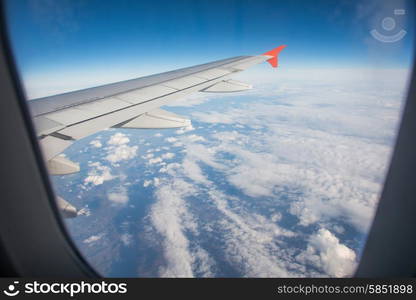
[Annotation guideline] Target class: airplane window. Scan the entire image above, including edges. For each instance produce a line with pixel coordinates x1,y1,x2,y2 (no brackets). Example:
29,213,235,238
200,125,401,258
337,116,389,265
4,0,414,277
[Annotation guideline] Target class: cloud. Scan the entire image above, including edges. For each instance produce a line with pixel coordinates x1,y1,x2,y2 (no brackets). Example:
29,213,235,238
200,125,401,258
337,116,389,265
192,111,237,124
84,162,113,185
120,233,133,246
105,133,138,164
186,134,206,142
161,152,175,160
182,143,223,170
165,137,178,143
181,159,210,184
176,124,195,134
107,132,130,145
143,177,162,188
215,127,385,232
167,92,225,107
106,144,138,163
158,163,181,174
172,142,184,147
148,179,207,277
207,190,300,277
90,140,102,148
153,177,161,187
148,157,163,165
142,153,154,159
83,233,104,245
148,159,304,276
107,186,129,206
296,228,357,277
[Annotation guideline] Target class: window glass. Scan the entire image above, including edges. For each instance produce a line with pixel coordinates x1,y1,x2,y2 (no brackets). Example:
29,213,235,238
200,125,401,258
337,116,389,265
5,0,414,277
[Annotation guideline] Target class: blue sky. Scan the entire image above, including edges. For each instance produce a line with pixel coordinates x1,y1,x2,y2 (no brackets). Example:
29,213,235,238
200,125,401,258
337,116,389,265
4,0,415,98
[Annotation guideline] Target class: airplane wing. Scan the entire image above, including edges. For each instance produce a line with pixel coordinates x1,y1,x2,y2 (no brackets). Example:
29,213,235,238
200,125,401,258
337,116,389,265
29,45,286,177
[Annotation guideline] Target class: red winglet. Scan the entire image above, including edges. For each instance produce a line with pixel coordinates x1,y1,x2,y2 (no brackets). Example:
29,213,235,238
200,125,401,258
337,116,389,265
262,45,286,68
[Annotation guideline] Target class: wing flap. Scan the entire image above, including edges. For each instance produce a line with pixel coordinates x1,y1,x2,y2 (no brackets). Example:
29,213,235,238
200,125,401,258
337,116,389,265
121,108,190,129
47,156,80,175
39,136,73,161
56,104,146,140
202,80,252,93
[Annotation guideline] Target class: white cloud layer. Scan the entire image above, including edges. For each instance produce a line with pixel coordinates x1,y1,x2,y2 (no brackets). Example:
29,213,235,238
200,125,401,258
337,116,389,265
144,68,408,277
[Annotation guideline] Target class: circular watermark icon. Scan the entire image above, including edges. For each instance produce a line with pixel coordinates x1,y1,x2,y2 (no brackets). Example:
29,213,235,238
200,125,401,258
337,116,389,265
370,9,407,43
3,281,20,297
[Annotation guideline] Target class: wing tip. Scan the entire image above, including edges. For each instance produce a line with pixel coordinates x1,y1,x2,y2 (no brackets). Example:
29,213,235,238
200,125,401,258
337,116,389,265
262,45,287,68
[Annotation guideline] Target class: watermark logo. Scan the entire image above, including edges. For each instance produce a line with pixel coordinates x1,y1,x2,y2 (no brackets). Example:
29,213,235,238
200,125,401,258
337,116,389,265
370,9,407,43
3,281,20,297
2,281,127,297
